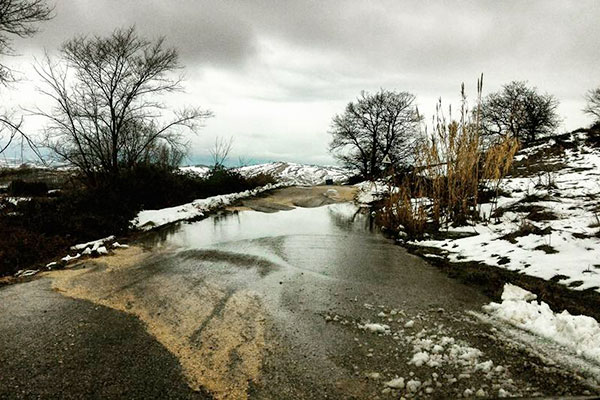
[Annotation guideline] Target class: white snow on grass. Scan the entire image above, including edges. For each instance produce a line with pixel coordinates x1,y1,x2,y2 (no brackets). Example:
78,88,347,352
412,131,600,292
71,235,115,251
484,283,600,365
131,183,284,231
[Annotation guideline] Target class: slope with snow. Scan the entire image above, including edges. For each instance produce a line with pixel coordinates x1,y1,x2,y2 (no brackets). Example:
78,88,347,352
412,131,600,292
181,162,352,186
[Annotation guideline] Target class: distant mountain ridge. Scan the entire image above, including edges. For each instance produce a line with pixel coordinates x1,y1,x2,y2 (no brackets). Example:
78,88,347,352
181,161,352,186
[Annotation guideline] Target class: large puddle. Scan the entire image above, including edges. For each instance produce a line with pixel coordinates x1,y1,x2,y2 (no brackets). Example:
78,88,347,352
144,202,374,249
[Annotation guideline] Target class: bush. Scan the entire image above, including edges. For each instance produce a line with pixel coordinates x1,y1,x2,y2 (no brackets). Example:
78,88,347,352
0,165,278,276
8,180,48,196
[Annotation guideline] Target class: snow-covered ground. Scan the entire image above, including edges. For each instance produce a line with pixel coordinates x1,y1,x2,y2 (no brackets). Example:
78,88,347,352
410,131,600,292
181,161,352,186
131,183,285,231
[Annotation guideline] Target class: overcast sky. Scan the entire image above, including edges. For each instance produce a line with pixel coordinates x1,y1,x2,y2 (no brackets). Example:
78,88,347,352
3,0,600,165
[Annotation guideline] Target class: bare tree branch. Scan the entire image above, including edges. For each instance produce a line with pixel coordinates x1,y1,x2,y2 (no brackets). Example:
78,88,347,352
210,136,233,169
0,0,53,84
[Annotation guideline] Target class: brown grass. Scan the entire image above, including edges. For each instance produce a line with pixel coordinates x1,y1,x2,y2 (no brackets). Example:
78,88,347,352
382,76,519,237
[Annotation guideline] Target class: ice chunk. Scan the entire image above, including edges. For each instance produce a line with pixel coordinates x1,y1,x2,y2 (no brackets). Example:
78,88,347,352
384,377,404,389
501,283,537,302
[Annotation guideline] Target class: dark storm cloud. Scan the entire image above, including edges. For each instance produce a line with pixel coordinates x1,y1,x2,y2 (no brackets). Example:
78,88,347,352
24,0,259,67
23,0,600,88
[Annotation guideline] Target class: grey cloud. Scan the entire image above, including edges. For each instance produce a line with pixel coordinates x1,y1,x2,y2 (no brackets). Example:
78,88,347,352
21,0,259,67
6,0,600,165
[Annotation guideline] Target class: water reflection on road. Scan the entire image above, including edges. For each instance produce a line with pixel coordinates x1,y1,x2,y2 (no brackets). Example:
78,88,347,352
145,203,372,249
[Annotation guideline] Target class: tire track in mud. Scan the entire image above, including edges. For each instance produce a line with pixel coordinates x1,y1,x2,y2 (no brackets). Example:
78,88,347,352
47,246,267,400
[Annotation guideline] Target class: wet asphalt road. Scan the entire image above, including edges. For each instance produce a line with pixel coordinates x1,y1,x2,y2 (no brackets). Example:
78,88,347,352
0,278,208,399
1,201,598,399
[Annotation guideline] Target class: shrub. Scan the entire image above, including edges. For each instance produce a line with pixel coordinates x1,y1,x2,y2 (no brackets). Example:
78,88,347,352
0,165,278,276
8,179,48,196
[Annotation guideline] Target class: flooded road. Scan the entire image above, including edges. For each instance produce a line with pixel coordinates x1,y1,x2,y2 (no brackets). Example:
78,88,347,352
1,202,597,399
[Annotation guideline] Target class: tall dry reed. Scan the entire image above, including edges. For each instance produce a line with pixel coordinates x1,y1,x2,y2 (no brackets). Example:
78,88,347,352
381,75,519,237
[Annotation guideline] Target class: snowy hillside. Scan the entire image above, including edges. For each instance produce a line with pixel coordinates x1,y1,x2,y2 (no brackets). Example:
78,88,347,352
182,161,352,186
413,130,600,292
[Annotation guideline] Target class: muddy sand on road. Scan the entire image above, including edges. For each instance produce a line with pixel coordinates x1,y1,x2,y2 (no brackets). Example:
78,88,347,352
227,185,357,212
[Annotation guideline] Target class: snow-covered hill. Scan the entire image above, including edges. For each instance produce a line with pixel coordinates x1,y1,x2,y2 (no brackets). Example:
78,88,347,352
181,162,352,186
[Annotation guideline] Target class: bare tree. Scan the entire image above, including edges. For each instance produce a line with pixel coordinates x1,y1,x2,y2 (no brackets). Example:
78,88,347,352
329,89,421,179
0,0,53,83
584,87,600,126
481,81,560,145
0,0,52,157
34,27,213,184
209,136,233,170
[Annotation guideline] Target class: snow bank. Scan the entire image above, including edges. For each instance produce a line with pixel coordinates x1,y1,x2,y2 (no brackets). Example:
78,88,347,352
354,180,398,205
485,284,600,364
131,183,284,231
71,235,115,251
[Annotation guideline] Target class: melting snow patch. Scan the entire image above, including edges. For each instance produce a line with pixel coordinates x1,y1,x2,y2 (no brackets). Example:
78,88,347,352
71,235,115,251
62,253,80,262
15,269,39,277
131,183,284,230
96,246,108,255
409,351,430,367
359,323,390,334
484,283,600,364
406,379,421,393
384,377,405,388
501,283,537,301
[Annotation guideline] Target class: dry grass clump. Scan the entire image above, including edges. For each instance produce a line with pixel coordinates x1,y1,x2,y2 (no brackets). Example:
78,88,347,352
380,178,427,238
382,76,519,238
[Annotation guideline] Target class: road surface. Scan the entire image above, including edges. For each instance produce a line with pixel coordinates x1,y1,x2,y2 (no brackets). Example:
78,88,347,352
1,187,598,399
